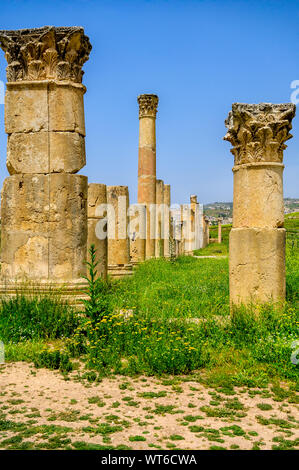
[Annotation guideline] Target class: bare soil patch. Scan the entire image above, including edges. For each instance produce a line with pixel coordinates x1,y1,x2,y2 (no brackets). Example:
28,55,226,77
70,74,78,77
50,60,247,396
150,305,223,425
0,362,298,450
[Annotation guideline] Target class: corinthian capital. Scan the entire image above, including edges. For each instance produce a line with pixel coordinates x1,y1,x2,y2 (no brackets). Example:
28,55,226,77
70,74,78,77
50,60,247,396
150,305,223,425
0,26,92,83
138,94,159,118
224,103,296,165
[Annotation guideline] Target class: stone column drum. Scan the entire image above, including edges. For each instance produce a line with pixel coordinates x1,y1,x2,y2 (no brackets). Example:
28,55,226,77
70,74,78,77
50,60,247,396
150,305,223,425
224,103,296,305
163,184,171,258
87,184,107,279
137,94,158,259
107,186,132,278
0,26,91,302
155,179,164,257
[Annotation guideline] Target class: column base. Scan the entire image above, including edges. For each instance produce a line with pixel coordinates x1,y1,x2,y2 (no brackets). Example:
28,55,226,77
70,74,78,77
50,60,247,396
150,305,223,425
229,228,286,306
108,264,133,279
0,279,89,309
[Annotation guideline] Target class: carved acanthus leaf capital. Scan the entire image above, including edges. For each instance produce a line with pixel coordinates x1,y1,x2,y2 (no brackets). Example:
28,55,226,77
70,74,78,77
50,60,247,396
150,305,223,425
138,94,159,118
224,103,296,165
0,26,91,83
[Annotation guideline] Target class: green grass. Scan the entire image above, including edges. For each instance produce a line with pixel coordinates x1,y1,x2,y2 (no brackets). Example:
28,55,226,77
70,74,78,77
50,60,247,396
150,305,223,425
0,295,78,343
0,217,298,389
108,256,230,319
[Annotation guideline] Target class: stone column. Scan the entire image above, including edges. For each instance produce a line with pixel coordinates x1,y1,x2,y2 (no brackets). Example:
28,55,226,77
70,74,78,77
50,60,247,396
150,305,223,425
224,103,295,306
192,197,204,249
202,216,210,248
107,186,132,278
137,94,158,259
155,179,164,257
217,218,222,244
163,184,171,258
87,184,107,279
129,203,146,264
0,26,91,303
190,195,199,252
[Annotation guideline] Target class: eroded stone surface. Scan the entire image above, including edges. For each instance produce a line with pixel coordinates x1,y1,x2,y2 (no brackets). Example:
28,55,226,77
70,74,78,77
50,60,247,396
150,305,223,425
224,103,295,165
7,131,86,174
0,26,91,83
233,164,284,228
87,184,107,279
129,203,146,264
229,228,286,304
107,185,130,267
155,179,164,257
1,174,87,281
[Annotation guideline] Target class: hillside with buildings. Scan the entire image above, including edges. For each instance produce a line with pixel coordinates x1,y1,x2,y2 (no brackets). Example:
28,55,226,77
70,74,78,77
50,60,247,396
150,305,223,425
204,198,299,224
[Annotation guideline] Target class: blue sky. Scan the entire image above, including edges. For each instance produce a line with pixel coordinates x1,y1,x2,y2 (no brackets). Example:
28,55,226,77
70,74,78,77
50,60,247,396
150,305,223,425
0,0,298,204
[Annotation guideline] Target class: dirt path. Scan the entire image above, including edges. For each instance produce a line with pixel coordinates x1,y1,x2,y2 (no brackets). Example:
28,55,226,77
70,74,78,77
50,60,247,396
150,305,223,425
0,362,298,450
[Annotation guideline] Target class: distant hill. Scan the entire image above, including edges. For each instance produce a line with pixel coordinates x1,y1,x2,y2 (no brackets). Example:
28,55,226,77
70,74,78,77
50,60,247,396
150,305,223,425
204,198,299,222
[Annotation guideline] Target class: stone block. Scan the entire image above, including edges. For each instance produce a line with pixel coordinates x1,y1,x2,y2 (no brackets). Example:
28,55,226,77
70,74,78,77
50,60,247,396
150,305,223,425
48,83,86,135
233,164,284,228
7,131,86,174
229,228,286,305
5,83,48,134
1,174,87,280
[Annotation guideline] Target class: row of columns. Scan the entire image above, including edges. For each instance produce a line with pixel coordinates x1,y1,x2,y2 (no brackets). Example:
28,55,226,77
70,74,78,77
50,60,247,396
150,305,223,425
0,26,295,307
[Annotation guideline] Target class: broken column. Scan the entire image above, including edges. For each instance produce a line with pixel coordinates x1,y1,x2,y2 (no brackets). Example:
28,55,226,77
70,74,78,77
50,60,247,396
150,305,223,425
163,184,171,258
87,184,107,279
224,103,295,305
0,26,91,301
202,216,210,248
129,203,146,264
155,179,164,257
107,186,132,278
137,94,158,259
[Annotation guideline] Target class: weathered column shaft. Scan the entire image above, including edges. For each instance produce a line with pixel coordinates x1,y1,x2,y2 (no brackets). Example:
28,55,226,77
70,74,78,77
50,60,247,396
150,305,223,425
87,184,107,279
217,219,222,244
107,186,132,278
155,179,164,257
0,26,91,286
190,195,204,250
224,102,295,305
202,216,210,248
163,184,171,257
129,203,146,264
137,94,158,259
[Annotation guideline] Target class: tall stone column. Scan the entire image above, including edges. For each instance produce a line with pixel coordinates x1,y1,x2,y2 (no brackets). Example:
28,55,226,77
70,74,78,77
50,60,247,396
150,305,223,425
87,184,107,279
218,218,222,244
224,103,295,305
0,26,91,302
107,186,132,278
163,184,171,258
129,203,146,264
137,94,158,259
155,179,164,257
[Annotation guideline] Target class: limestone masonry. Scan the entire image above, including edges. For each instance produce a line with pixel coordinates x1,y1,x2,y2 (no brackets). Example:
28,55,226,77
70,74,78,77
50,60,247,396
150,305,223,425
0,26,91,302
